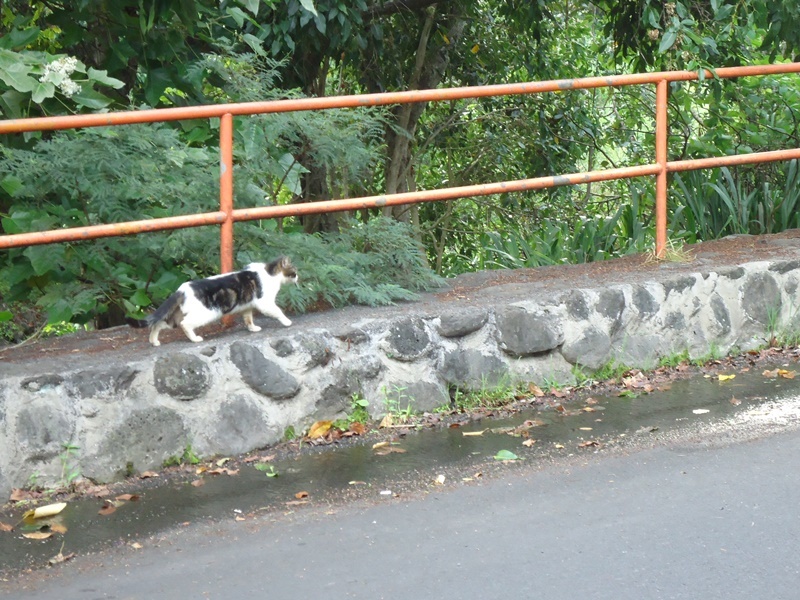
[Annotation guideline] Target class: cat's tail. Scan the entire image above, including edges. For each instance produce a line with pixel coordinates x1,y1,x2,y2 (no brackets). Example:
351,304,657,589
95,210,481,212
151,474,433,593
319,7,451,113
125,291,184,329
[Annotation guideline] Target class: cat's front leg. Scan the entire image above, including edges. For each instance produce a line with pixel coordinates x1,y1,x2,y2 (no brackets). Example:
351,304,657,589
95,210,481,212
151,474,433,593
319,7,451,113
242,310,262,332
257,302,292,327
180,323,204,343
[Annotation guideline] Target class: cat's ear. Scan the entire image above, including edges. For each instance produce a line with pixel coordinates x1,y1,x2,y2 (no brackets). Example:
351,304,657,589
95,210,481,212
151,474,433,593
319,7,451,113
279,256,293,270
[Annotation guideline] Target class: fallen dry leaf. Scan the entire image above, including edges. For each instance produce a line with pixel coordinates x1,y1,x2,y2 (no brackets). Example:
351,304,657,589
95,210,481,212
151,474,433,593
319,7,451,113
579,427,593,431
140,471,158,479
49,523,68,535
208,468,239,476
23,502,67,522
191,479,205,487
348,480,367,486
528,383,545,397
693,408,710,415
235,516,246,522
285,500,309,507
718,374,736,381
578,440,601,448
434,474,446,485
372,441,390,449
48,549,76,566
522,439,536,447
115,494,140,502
462,429,486,437
349,422,367,435
130,542,143,549
0,522,13,532
216,457,231,467
374,445,407,456
307,420,333,439
22,531,53,540
730,397,742,406
98,503,117,516
295,491,309,499
379,414,394,428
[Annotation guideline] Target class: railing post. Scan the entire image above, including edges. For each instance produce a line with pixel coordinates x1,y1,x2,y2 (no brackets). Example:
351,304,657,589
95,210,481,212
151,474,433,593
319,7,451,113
219,113,234,274
655,79,668,257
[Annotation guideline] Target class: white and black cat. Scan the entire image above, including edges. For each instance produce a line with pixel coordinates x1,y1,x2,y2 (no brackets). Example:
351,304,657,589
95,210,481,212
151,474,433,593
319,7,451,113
127,256,297,346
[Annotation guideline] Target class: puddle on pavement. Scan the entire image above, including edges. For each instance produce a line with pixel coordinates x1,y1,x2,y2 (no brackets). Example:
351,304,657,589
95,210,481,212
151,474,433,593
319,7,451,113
3,367,800,575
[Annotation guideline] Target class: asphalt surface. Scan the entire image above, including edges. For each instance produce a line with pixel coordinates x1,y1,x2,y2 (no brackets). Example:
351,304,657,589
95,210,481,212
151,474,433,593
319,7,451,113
5,412,800,599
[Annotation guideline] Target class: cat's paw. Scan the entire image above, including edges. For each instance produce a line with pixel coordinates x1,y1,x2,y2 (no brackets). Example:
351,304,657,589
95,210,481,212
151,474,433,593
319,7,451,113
188,335,203,343
280,318,292,327
247,325,262,332
151,340,161,347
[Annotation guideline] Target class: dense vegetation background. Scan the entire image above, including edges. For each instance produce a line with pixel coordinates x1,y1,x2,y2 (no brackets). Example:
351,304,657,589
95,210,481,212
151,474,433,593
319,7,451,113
2,0,800,341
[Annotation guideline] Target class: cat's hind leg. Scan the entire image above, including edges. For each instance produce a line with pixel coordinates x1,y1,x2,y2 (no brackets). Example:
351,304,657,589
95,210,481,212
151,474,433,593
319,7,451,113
256,301,292,327
242,310,261,332
149,322,169,347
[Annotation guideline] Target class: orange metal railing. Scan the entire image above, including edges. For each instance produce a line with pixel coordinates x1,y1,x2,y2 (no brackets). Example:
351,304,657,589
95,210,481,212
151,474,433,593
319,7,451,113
2,62,800,268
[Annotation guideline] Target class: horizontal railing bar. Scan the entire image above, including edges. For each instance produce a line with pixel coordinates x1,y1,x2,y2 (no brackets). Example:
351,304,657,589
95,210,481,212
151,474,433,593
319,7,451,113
4,142,800,250
0,211,227,249
231,165,663,222
667,148,800,172
2,63,799,134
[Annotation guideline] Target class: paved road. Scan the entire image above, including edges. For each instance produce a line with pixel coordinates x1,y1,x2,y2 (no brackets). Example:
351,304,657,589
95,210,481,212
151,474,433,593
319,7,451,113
5,419,800,600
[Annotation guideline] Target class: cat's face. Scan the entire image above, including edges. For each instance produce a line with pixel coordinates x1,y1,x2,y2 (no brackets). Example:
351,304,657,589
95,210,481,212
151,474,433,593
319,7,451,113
278,256,298,285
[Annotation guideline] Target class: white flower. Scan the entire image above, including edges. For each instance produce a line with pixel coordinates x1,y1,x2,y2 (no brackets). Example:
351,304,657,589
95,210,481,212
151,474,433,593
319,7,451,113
59,79,81,98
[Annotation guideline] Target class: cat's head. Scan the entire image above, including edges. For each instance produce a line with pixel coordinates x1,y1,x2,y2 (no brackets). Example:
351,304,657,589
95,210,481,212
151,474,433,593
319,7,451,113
268,256,298,285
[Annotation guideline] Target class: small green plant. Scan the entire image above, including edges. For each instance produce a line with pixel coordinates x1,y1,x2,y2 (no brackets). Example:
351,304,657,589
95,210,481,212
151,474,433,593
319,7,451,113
332,394,371,431
255,463,279,477
451,376,520,411
58,442,82,489
284,425,297,441
658,350,691,368
591,358,632,382
163,444,201,467
691,343,724,366
382,386,416,422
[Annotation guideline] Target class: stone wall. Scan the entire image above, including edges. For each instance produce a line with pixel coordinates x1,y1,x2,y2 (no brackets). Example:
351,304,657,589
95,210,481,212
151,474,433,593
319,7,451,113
1,256,799,497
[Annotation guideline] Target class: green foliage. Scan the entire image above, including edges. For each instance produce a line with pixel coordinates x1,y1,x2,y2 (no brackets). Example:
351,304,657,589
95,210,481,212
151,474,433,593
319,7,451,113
163,444,201,467
58,442,81,489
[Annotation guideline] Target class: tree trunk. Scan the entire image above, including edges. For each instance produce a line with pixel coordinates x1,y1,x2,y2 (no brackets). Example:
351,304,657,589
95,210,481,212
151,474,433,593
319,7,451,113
382,5,467,223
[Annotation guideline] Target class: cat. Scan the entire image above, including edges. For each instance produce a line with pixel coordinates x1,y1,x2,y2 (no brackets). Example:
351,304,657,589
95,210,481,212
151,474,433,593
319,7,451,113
126,256,297,346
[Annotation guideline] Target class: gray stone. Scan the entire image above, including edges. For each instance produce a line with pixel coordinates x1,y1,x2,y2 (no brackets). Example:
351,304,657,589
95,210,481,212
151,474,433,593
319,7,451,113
69,367,138,398
769,259,800,274
270,337,294,357
495,306,563,357
665,312,686,330
213,396,275,455
719,266,745,280
632,286,658,316
21,374,63,392
334,328,369,346
299,334,334,367
153,353,210,401
230,342,300,400
597,289,625,335
385,318,430,361
561,327,611,370
564,290,591,320
85,406,187,481
441,349,507,387
742,272,781,325
15,399,75,462
664,276,697,297
437,310,488,338
316,358,383,417
710,294,731,337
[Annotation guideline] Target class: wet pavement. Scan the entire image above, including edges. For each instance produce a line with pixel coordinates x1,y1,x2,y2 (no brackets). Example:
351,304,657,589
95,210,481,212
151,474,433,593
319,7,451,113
2,362,800,580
